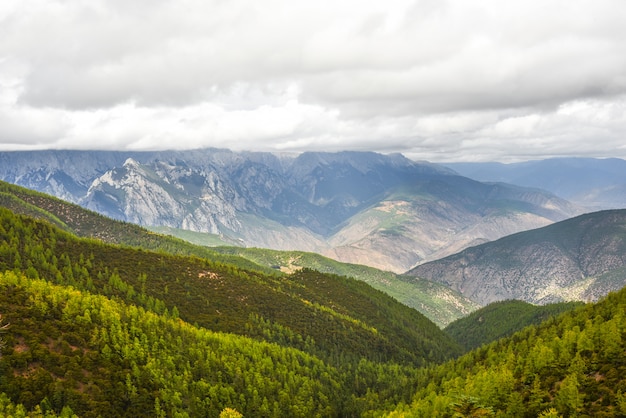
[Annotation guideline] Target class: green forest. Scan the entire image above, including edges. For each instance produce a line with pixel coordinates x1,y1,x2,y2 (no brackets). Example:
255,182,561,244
1,181,626,417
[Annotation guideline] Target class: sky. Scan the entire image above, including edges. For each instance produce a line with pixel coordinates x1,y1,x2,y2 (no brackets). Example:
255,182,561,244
1,0,626,162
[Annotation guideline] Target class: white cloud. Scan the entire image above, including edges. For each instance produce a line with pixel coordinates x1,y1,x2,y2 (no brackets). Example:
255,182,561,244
0,0,625,161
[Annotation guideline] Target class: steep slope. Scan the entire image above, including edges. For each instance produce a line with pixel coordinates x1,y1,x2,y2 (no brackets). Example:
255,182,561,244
0,207,462,367
381,286,626,417
446,157,626,209
408,209,626,305
213,246,480,327
0,149,582,272
444,299,583,352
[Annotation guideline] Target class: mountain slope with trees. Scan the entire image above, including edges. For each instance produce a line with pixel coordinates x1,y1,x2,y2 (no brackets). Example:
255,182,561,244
0,207,460,367
0,206,465,416
381,287,626,417
0,180,478,326
444,299,583,352
213,246,480,327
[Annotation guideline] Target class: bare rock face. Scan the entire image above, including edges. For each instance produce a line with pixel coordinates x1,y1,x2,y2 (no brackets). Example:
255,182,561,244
0,149,582,273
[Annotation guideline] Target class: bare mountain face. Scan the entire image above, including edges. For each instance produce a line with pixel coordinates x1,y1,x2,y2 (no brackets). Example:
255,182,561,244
408,209,626,305
0,149,581,272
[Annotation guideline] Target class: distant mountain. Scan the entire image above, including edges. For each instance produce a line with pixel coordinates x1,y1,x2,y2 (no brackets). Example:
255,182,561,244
408,209,626,305
0,149,582,272
444,299,582,352
445,157,626,209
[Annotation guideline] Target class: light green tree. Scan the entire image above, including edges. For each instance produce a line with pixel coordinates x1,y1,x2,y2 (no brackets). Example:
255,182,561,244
219,407,243,418
538,407,562,418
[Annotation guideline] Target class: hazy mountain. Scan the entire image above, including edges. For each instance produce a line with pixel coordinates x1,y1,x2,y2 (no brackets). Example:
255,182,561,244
408,209,626,305
0,149,582,272
445,157,626,209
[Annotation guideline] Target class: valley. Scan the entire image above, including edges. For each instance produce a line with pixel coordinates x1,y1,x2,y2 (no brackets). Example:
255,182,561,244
1,151,626,416
3,1,625,415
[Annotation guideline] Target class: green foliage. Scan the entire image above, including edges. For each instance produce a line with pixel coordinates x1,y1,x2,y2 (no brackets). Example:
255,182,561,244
0,271,345,417
382,287,626,417
0,207,460,367
0,180,275,275
0,205,465,416
220,407,243,418
444,299,583,352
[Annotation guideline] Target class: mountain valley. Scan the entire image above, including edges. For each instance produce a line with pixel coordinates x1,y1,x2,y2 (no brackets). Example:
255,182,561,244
1,160,626,416
0,149,582,273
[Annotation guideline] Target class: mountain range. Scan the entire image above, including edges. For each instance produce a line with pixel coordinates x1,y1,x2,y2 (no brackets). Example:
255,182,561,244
0,149,582,273
445,157,626,209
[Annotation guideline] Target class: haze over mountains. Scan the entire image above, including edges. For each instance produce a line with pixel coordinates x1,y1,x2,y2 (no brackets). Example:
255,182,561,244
446,157,626,210
0,149,582,273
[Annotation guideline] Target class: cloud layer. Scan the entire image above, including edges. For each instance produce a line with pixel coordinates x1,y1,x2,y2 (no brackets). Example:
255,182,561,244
1,0,625,161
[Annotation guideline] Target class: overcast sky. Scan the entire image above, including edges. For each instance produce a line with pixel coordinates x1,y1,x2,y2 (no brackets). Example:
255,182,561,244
1,0,625,162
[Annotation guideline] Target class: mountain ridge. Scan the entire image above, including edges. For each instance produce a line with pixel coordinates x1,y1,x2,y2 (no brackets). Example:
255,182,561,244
408,209,626,305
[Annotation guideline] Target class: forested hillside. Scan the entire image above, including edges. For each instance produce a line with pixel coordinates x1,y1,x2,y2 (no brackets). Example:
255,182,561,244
213,246,479,327
0,206,463,416
444,299,583,352
0,180,274,275
381,288,626,417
